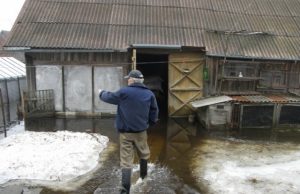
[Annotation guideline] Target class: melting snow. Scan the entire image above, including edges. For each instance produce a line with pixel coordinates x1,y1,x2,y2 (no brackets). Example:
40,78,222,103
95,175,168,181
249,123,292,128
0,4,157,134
0,122,109,187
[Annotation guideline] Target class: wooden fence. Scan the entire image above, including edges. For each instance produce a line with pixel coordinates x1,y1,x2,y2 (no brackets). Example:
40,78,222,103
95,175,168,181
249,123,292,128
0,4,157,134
23,90,55,118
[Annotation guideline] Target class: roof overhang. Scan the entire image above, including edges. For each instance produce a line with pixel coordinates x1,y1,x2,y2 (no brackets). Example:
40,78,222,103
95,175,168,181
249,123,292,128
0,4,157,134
129,44,205,54
130,44,182,50
3,46,31,51
206,53,300,62
3,47,127,53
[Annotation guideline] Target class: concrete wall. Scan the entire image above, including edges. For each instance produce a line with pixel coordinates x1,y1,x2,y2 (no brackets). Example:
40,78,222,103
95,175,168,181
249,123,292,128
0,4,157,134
35,64,125,114
94,66,123,113
65,66,92,112
36,66,63,111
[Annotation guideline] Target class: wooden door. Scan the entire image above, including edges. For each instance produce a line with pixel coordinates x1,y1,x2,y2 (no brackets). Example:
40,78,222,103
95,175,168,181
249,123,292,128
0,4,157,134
168,52,204,117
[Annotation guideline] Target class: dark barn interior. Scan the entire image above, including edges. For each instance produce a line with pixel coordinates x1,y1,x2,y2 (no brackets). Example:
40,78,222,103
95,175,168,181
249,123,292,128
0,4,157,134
137,53,169,117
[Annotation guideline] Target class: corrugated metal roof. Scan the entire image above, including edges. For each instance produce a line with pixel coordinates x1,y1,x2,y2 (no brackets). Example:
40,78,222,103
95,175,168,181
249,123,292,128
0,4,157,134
231,95,300,103
269,0,291,17
0,57,26,80
4,0,300,60
285,0,300,17
180,0,212,10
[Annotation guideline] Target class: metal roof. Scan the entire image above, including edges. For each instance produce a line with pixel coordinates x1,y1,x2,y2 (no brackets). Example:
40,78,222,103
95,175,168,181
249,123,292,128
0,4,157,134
0,57,26,80
231,95,300,103
4,0,300,60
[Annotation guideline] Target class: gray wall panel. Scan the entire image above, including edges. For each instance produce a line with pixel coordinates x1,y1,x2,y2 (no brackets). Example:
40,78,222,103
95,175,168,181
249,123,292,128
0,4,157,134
94,66,123,113
65,66,92,112
7,80,20,121
36,66,63,111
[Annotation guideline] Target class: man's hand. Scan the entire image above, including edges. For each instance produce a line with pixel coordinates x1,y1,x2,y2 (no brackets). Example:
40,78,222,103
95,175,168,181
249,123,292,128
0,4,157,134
98,89,102,94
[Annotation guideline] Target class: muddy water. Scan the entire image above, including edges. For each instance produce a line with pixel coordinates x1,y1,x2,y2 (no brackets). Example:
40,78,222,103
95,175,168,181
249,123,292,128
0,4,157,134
2,117,300,194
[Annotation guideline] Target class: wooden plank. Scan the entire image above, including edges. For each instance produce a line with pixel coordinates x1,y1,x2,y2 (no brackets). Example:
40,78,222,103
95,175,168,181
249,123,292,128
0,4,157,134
23,90,55,118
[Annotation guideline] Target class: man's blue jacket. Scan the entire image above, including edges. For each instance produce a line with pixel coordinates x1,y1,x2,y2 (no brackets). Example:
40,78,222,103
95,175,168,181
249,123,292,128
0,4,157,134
99,83,159,133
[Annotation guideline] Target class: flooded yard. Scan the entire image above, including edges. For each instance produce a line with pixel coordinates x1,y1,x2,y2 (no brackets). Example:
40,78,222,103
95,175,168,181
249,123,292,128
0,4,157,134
1,117,300,194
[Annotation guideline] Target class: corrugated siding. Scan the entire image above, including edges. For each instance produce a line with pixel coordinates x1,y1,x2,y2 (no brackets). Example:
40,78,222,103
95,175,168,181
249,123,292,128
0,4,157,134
8,23,110,49
179,0,212,9
4,0,300,60
203,32,225,56
255,0,275,16
0,57,26,80
22,1,112,24
226,0,254,13
269,0,291,16
213,12,235,31
239,35,264,58
223,34,244,57
285,0,300,17
279,17,300,36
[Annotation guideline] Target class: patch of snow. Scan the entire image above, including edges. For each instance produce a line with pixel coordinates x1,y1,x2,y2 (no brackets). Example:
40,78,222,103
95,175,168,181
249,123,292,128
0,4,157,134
0,121,25,140
0,123,109,188
192,139,300,194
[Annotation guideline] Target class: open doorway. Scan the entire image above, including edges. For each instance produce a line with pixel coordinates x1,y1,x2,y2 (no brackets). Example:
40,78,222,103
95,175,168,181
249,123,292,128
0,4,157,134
136,53,168,118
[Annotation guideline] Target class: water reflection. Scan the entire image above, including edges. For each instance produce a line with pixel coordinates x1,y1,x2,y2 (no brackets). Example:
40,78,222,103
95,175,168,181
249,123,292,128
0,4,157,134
162,118,202,192
202,125,300,144
3,117,300,194
21,117,201,194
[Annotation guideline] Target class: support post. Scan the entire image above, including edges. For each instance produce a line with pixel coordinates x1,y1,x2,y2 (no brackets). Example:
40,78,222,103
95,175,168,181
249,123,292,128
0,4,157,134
132,49,136,70
92,66,95,113
0,89,7,137
62,66,65,112
4,80,10,123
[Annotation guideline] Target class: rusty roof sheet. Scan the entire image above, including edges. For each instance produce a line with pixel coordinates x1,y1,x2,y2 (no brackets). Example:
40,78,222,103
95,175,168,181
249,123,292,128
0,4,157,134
4,0,300,60
231,95,300,103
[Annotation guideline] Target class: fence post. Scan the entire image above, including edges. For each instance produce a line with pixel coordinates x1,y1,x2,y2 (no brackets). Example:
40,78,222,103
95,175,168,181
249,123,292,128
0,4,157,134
22,91,27,119
0,89,7,137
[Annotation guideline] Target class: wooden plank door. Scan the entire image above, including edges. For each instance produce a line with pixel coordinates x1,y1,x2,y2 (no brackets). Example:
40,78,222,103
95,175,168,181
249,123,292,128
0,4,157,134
168,52,204,117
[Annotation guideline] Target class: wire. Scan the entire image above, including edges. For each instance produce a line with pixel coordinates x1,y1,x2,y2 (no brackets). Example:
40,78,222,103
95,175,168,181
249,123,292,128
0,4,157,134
20,59,209,68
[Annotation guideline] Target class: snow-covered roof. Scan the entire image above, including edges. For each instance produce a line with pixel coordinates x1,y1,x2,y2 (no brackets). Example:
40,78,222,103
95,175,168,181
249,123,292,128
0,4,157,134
0,57,25,80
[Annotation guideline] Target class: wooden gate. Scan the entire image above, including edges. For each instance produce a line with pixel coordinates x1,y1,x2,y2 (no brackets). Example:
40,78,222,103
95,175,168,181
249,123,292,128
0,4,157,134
168,52,204,117
23,90,55,118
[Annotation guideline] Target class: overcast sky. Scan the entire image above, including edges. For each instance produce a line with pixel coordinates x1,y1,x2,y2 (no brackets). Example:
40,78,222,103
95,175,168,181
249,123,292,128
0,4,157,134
0,0,25,31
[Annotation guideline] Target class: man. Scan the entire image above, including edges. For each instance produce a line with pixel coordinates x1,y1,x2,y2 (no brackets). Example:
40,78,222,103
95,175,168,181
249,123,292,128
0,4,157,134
99,69,159,194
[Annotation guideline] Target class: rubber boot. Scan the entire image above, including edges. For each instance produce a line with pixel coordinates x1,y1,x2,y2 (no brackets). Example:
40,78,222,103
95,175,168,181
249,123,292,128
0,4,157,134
120,168,131,194
140,159,148,179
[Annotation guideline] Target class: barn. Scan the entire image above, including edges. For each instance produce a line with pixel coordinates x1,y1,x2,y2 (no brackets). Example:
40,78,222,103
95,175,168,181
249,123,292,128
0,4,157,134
4,0,300,129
